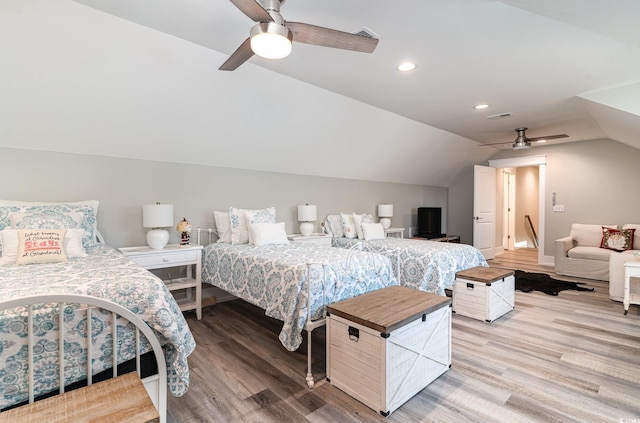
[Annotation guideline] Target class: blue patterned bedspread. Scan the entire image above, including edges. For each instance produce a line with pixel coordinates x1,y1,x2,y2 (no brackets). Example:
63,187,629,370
332,237,488,295
201,243,397,351
0,245,196,409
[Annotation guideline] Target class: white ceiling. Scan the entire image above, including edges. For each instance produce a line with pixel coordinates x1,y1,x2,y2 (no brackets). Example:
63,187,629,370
71,0,640,148
1,0,639,187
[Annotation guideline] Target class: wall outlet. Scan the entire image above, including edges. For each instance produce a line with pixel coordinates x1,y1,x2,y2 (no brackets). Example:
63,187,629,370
553,205,565,212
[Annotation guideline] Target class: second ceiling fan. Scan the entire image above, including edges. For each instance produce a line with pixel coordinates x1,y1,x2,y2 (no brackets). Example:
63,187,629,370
220,0,379,71
484,127,569,150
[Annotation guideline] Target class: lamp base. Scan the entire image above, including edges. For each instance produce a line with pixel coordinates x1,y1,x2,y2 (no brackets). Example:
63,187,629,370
300,222,314,237
380,218,391,230
147,229,169,250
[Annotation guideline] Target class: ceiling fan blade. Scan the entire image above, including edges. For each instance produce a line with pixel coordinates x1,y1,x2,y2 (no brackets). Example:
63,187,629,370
286,22,378,53
229,0,273,22
219,38,255,71
527,134,569,142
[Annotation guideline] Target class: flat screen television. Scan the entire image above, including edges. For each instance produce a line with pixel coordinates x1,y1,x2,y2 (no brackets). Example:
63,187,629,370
416,207,444,239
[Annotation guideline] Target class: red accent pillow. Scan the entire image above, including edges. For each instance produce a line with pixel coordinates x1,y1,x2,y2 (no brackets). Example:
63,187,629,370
600,227,635,251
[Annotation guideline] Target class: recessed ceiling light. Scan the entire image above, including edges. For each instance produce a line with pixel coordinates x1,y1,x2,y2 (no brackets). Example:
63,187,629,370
397,62,416,72
474,104,490,110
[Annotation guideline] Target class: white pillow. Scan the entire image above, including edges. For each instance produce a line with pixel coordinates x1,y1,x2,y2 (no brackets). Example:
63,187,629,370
340,212,358,239
15,229,67,265
1,228,86,264
249,222,290,246
353,213,374,240
362,223,386,240
213,211,231,243
229,207,276,245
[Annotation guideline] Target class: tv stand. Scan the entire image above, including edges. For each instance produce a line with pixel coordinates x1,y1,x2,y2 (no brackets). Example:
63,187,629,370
412,234,460,243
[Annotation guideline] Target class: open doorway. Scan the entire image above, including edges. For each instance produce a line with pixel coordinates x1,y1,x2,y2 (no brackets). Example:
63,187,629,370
485,155,548,266
500,167,539,251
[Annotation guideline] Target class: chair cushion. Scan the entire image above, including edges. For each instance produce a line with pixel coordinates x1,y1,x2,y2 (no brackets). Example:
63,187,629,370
570,224,617,247
568,246,613,261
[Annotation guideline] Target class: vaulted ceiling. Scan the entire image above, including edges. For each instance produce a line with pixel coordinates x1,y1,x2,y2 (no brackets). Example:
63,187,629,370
1,0,639,186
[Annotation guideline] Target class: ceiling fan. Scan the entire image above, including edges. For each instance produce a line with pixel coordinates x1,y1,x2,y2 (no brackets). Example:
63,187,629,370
484,127,569,150
220,0,379,71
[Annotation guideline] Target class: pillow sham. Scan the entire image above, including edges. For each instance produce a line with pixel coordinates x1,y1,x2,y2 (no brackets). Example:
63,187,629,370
340,212,358,239
213,211,231,243
353,213,374,240
249,222,290,246
1,228,87,264
15,229,67,265
229,207,276,245
323,214,344,238
362,222,386,241
600,227,635,251
0,199,99,249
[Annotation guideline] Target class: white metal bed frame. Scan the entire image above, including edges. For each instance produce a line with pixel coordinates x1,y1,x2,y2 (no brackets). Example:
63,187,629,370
0,294,168,422
197,228,399,388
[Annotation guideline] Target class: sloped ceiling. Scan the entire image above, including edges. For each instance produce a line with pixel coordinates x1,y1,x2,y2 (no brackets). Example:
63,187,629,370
1,0,639,186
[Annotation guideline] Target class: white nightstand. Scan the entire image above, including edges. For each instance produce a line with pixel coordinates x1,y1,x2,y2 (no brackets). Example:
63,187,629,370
384,227,405,238
287,233,332,246
119,244,203,320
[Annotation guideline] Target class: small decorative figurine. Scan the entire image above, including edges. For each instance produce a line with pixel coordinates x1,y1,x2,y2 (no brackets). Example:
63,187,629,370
176,217,192,247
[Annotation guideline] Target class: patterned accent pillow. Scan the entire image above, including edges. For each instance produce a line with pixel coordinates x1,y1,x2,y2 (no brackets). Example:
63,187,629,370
340,212,358,239
16,229,67,265
213,211,231,243
353,213,374,240
323,214,344,238
0,200,99,249
229,207,276,244
600,227,635,251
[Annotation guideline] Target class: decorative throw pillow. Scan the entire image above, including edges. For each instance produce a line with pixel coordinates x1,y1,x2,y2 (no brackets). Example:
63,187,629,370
0,199,99,249
323,214,344,238
353,213,375,240
15,229,67,265
229,207,276,245
362,222,385,240
1,228,86,264
600,227,635,251
213,211,231,243
340,212,358,239
249,222,290,246
622,224,640,252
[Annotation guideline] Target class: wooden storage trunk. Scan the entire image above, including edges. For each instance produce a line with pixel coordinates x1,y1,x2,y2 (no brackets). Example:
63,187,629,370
453,266,515,322
326,286,451,417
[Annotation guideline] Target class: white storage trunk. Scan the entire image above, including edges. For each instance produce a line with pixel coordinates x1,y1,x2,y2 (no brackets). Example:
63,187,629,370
453,267,515,322
327,286,451,417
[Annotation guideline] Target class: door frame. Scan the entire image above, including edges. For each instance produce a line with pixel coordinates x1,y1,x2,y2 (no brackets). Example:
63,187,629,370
488,155,549,265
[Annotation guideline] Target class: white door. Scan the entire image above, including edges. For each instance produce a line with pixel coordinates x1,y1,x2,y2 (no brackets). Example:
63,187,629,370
473,165,496,260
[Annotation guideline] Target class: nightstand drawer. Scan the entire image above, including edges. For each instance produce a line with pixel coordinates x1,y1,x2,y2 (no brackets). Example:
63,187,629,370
129,250,198,268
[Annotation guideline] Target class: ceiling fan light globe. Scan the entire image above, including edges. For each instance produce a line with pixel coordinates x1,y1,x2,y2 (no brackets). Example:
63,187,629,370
250,23,293,59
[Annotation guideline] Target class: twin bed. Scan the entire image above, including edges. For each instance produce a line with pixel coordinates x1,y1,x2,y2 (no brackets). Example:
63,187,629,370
0,200,195,418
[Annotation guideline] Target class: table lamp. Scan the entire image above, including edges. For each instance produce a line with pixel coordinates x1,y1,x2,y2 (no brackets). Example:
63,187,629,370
143,203,174,249
298,204,317,236
378,204,393,229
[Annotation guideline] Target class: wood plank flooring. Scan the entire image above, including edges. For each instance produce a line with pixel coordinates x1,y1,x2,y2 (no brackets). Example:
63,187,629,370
168,248,640,422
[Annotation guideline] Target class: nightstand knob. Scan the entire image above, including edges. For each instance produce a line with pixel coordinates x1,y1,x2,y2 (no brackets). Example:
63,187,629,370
162,257,169,262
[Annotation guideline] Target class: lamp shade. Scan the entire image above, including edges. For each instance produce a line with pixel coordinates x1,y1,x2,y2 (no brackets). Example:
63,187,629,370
378,204,394,218
143,204,174,228
298,205,317,222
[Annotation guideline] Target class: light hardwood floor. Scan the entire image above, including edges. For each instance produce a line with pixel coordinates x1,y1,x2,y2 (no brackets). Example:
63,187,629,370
168,248,640,422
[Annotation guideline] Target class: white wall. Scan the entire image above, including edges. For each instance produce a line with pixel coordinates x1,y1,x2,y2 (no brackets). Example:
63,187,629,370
449,138,640,260
0,147,446,247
